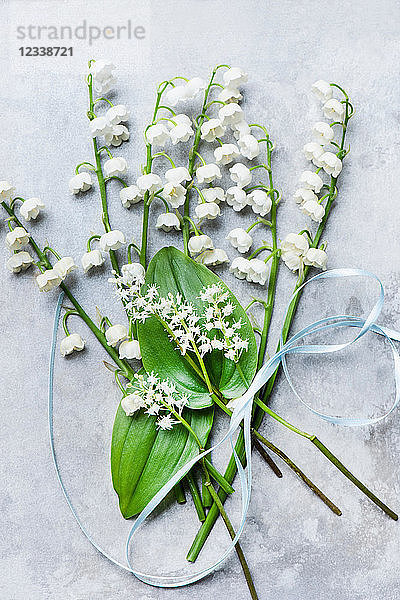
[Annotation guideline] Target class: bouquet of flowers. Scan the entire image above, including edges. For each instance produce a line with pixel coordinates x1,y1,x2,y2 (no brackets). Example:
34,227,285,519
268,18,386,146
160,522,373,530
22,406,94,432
2,60,397,598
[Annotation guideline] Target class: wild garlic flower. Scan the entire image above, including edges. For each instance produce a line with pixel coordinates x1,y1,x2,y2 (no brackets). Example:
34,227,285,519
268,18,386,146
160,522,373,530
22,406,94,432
53,257,77,279
319,152,342,177
223,67,248,88
300,199,325,223
226,228,253,253
304,247,328,270
196,163,222,184
202,187,225,204
303,142,324,166
120,185,142,208
312,122,334,145
323,98,345,121
200,118,226,142
195,202,220,220
0,180,15,201
105,323,128,347
60,333,85,357
99,230,126,252
218,87,243,103
196,248,229,266
89,116,111,138
214,143,240,165
106,104,130,125
218,103,243,126
238,134,260,160
119,339,141,360
247,189,272,216
146,123,170,146
20,197,44,222
293,188,318,205
105,124,130,147
156,213,181,231
69,172,92,195
229,163,252,187
165,166,191,184
162,182,186,208
104,157,128,177
36,269,62,292
5,227,30,250
81,249,104,273
299,170,324,193
6,251,33,273
311,80,332,103
226,186,247,211
137,173,162,194
188,234,213,255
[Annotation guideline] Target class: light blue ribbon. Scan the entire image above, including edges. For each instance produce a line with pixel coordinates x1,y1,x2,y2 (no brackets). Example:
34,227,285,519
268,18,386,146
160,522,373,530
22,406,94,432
48,268,400,587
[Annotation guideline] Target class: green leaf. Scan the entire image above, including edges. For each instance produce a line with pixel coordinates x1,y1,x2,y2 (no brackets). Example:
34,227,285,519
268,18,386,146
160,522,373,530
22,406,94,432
137,246,258,408
111,400,213,518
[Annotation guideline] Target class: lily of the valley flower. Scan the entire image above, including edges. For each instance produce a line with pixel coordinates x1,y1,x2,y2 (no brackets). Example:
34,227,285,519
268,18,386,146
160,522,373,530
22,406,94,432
281,250,303,272
247,189,272,216
319,152,342,177
226,228,253,253
218,87,243,103
120,185,142,208
185,77,206,99
6,251,33,273
104,157,128,177
121,393,144,416
293,188,318,205
188,234,213,255
214,143,239,165
36,269,62,292
89,116,111,138
196,248,229,266
81,249,104,273
195,202,220,220
200,118,226,142
165,166,191,184
119,339,141,360
89,60,116,94
303,142,324,166
105,124,130,147
5,226,30,250
99,230,126,251
218,103,243,126
20,197,45,221
311,80,333,103
60,333,85,357
232,120,251,140
196,163,222,184
105,323,128,347
299,170,324,193
156,213,181,231
223,67,248,88
164,85,188,106
229,256,250,279
226,186,247,211
300,199,325,223
0,180,15,201
238,134,260,160
281,233,309,272
202,187,225,203
69,172,92,195
162,182,186,208
137,173,162,194
169,115,194,144
229,163,252,187
106,104,130,125
121,262,145,284
53,256,77,279
323,98,345,121
229,257,268,285
312,121,334,145
304,247,328,270
146,123,170,146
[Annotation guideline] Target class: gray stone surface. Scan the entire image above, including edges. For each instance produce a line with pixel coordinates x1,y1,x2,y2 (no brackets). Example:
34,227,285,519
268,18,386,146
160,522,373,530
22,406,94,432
1,0,400,598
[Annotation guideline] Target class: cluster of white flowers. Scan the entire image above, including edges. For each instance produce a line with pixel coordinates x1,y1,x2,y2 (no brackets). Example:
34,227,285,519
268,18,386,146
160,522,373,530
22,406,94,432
81,230,127,273
122,372,189,430
229,257,269,285
36,256,77,292
280,233,327,272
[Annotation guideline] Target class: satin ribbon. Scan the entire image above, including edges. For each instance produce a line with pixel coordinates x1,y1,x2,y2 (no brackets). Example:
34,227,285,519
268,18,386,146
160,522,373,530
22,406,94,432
48,268,400,587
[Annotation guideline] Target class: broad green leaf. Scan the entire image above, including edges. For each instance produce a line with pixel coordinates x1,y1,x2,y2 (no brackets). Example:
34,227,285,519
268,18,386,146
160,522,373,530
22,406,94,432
137,246,258,408
111,399,213,518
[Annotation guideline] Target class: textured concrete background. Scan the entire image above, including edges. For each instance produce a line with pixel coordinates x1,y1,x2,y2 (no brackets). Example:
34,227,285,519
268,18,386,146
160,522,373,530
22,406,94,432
1,0,400,598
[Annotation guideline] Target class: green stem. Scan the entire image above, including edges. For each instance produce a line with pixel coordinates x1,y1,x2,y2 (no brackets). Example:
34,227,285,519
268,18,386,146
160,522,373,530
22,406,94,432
186,472,206,521
173,482,186,504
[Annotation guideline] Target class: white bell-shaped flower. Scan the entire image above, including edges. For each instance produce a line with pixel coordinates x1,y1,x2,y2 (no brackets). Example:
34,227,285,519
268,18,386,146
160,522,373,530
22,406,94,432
200,118,226,142
137,173,162,194
6,251,33,273
105,323,128,347
69,172,92,195
226,186,247,212
20,197,44,221
195,202,220,220
232,120,251,140
162,182,186,208
304,247,328,270
293,188,318,205
5,227,30,250
218,103,243,126
246,258,269,285
119,339,141,360
319,152,342,177
299,170,324,193
238,134,260,160
106,104,130,125
300,199,325,223
60,333,85,357
121,393,144,416
281,233,309,256
99,230,126,251
89,60,116,94
36,269,62,292
120,185,142,208
165,166,191,184
196,248,229,266
323,99,345,121
89,116,111,138
0,181,15,201
196,163,221,184
188,234,213,255
218,87,243,103
121,262,145,284
247,190,272,216
229,257,251,280
202,187,225,204
311,80,333,103
104,157,128,177
312,122,334,145
229,163,252,187
156,213,181,232
81,249,104,273
169,122,194,144
105,124,130,147
185,77,206,99
53,256,77,279
281,250,303,272
223,67,248,88
303,142,324,166
146,123,170,146
214,143,239,165
226,228,252,253
165,85,188,106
